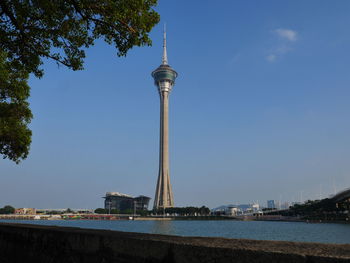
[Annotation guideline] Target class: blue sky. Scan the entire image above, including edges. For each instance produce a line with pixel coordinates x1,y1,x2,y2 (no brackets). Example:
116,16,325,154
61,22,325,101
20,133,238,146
1,0,350,209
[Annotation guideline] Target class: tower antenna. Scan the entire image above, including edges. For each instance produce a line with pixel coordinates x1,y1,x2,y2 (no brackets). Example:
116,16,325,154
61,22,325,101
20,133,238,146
162,24,168,65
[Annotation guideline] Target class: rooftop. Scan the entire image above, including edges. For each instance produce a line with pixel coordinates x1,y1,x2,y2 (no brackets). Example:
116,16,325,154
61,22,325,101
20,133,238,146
105,192,133,198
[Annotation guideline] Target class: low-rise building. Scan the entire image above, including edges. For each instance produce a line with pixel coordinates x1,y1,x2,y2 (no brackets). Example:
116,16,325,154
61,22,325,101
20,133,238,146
15,208,36,215
226,205,239,216
103,192,151,212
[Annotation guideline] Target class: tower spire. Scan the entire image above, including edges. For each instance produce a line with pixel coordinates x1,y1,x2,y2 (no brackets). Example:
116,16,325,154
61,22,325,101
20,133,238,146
162,24,168,65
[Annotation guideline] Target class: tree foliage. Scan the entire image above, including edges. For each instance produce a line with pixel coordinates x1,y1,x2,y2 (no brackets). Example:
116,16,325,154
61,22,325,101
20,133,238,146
0,0,159,162
0,0,159,78
268,198,350,221
45,210,63,215
0,52,32,163
65,208,74,213
155,206,211,216
288,199,341,215
94,208,107,214
110,208,120,214
0,205,15,214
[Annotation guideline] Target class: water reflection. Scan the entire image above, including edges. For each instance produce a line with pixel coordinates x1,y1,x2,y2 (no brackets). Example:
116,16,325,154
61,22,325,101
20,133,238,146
150,220,176,235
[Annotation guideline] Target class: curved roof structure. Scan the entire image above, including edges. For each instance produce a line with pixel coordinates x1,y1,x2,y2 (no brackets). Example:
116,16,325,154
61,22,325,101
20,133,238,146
105,192,133,198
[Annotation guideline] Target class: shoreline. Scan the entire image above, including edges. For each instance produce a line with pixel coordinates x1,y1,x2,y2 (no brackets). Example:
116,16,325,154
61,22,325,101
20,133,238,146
0,215,349,224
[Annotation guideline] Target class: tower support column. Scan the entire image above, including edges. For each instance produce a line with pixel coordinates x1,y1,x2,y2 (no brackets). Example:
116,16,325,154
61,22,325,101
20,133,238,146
154,91,174,209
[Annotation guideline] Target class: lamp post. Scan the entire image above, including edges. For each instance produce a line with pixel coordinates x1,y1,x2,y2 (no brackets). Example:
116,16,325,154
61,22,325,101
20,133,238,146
134,201,136,216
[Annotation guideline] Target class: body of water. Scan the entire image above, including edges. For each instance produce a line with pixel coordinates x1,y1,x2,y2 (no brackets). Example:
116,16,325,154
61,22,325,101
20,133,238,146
1,219,349,244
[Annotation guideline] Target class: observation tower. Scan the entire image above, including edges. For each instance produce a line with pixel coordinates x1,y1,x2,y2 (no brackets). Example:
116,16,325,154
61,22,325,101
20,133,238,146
152,27,178,210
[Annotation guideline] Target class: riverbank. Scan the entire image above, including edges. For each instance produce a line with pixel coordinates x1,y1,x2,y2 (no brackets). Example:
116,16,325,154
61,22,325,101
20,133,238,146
0,214,237,221
1,214,349,224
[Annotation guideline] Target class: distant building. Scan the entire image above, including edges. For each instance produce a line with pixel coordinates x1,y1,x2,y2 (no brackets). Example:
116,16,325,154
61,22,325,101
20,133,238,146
226,205,239,216
134,195,151,211
237,204,250,212
267,200,275,209
212,203,262,216
15,208,36,215
104,192,151,212
281,202,290,210
236,204,260,214
251,203,260,212
275,200,281,210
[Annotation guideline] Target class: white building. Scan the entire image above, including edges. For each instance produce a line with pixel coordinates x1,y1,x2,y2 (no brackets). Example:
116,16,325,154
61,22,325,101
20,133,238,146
226,206,239,216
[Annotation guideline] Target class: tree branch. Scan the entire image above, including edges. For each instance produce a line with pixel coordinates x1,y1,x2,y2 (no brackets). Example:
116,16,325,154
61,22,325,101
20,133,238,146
69,0,136,34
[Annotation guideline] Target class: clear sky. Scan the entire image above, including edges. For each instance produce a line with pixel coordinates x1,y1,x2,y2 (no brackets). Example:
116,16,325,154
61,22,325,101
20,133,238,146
1,0,350,209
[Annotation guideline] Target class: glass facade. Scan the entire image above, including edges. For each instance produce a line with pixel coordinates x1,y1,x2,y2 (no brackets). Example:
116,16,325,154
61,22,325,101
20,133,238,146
104,192,150,212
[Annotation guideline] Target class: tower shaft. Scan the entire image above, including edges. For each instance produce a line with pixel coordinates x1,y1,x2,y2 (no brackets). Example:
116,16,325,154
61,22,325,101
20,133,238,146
154,91,174,209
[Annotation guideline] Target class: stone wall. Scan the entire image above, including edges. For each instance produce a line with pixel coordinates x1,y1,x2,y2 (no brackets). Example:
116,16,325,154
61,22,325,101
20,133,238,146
0,223,349,263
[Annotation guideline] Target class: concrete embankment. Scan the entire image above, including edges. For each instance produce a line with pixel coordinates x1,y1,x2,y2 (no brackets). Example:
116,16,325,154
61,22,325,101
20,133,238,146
0,223,349,263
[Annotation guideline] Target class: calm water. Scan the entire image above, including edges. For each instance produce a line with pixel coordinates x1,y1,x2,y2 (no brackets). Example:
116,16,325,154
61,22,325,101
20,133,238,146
1,219,350,244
